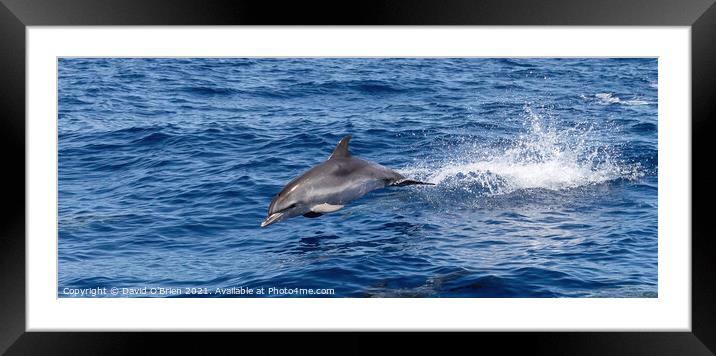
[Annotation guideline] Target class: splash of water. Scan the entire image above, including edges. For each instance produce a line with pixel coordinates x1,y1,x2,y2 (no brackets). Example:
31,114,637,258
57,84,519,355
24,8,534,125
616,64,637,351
594,93,651,106
402,106,642,196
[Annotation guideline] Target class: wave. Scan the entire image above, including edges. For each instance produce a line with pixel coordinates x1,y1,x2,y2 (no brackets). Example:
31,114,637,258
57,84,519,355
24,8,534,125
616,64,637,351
131,132,173,145
496,58,538,68
285,79,411,97
401,105,643,196
178,86,238,96
177,79,412,100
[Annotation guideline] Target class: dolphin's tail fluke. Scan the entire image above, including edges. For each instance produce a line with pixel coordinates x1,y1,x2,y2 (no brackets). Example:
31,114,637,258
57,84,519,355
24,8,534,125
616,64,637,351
391,178,435,187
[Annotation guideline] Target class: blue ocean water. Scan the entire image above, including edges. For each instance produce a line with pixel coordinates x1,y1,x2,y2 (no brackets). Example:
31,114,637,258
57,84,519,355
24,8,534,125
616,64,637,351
58,58,657,298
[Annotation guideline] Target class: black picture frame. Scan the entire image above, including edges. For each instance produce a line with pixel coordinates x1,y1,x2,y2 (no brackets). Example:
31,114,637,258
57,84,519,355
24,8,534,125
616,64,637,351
1,0,714,354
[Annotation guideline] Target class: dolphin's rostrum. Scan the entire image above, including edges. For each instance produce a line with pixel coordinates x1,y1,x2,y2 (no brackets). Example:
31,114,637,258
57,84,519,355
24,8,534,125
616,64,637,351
261,135,433,227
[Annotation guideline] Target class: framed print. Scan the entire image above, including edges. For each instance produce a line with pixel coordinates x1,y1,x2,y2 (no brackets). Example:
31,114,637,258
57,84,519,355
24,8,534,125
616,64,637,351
1,0,714,354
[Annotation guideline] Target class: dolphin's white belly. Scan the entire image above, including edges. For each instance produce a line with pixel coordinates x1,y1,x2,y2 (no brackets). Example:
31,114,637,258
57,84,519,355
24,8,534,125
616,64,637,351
312,203,345,213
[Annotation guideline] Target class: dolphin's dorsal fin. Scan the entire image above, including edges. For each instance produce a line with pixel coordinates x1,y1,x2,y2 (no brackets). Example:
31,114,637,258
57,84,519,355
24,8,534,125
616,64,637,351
329,135,352,159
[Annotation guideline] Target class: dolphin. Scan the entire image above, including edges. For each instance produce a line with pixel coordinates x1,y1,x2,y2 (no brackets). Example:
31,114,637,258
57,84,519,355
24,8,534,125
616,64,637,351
261,135,433,227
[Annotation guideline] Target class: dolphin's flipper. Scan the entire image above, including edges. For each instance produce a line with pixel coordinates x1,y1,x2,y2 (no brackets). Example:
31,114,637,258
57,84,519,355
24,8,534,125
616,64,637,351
391,179,435,187
303,212,323,218
329,135,352,159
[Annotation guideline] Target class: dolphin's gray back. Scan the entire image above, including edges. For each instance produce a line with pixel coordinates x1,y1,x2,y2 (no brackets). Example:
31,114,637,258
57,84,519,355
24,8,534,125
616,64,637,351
290,156,404,206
